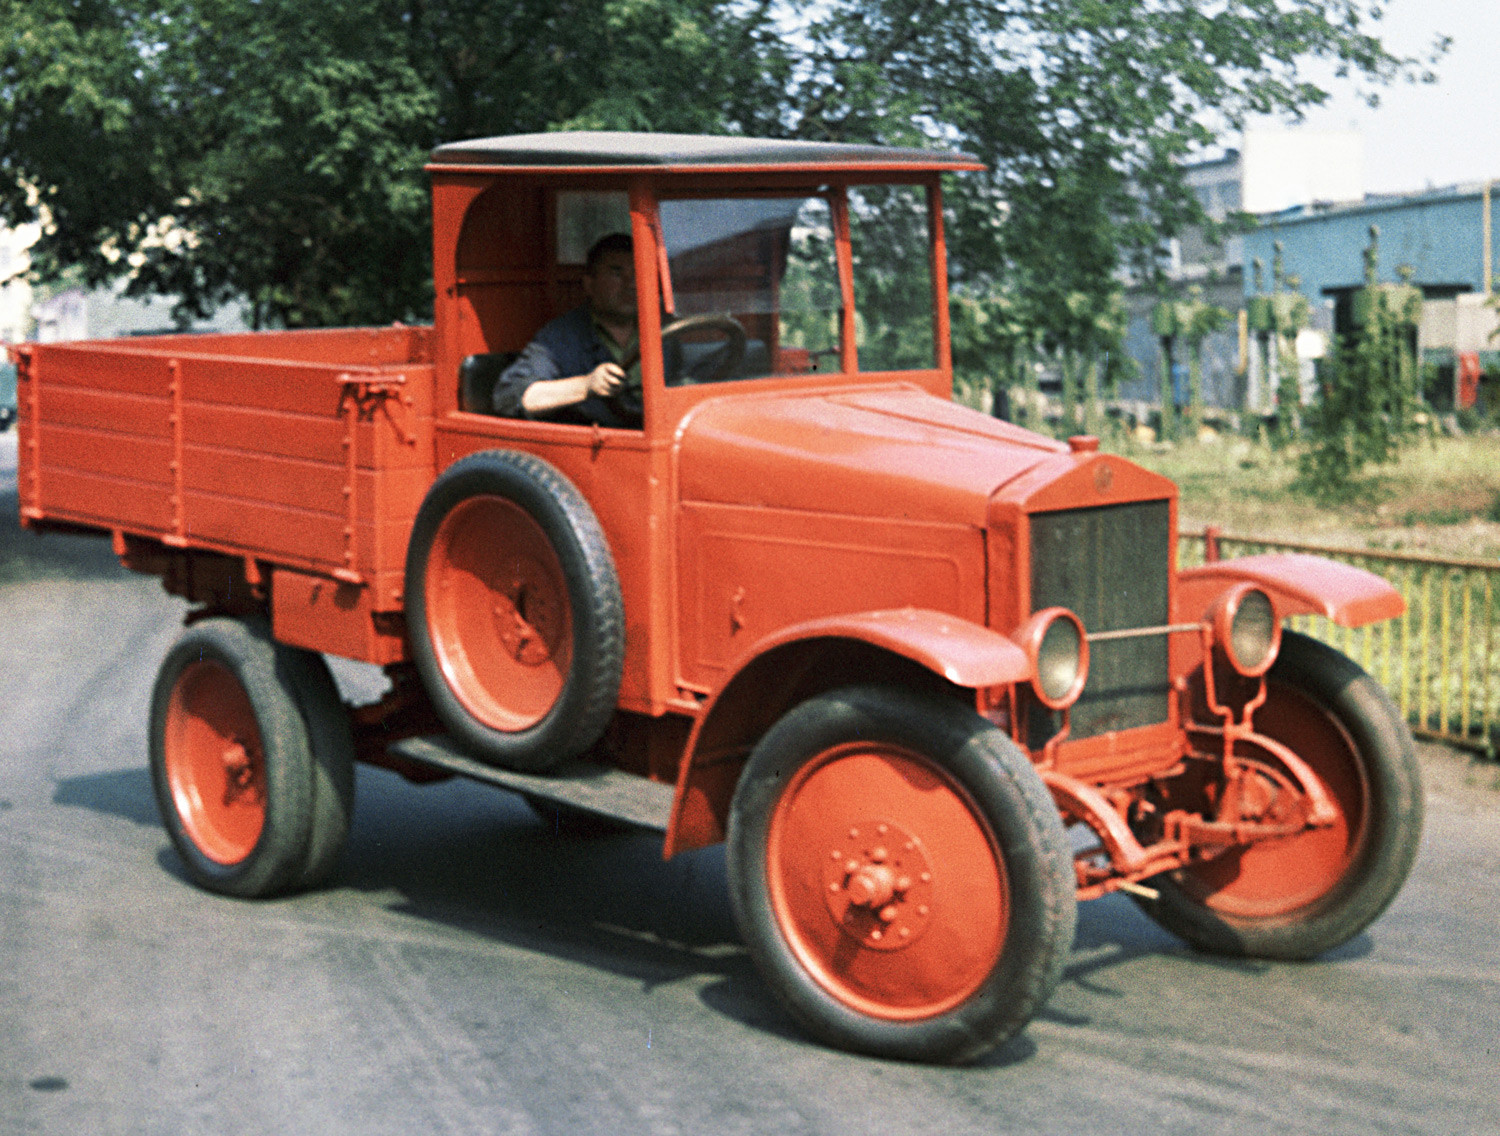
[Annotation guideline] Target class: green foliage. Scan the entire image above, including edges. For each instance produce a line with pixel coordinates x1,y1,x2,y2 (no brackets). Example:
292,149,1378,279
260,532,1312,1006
848,185,938,371
781,0,1425,414
1,0,791,327
777,201,841,361
1181,287,1230,438
1153,285,1228,440
1,0,1433,331
1297,228,1423,497
1248,247,1312,441
950,290,1031,392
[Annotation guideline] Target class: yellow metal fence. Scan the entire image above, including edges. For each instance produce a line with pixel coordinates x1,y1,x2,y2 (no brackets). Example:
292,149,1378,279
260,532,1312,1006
1179,529,1499,757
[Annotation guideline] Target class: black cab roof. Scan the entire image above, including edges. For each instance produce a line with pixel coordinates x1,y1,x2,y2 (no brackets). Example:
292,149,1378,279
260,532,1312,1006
428,131,982,174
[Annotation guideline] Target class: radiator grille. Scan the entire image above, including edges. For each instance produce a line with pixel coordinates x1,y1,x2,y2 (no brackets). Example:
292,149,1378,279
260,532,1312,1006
1028,500,1171,743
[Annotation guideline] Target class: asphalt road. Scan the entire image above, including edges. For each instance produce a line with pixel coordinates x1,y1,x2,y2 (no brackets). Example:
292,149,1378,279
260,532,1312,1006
3,430,1498,1136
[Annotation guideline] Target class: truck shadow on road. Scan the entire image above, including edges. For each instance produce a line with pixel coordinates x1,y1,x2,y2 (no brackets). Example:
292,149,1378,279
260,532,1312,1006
338,766,833,1050
52,767,160,827
338,770,1049,1063
1058,883,1375,1014
51,758,1372,1065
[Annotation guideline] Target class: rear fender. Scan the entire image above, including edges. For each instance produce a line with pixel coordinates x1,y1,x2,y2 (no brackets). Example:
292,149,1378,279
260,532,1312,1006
663,609,1031,856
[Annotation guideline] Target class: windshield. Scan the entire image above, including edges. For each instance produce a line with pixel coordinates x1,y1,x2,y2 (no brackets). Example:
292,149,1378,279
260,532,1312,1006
658,195,840,382
655,187,937,384
849,185,936,372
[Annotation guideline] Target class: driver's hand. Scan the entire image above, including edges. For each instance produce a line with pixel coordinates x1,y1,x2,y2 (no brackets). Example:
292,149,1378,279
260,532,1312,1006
586,362,626,398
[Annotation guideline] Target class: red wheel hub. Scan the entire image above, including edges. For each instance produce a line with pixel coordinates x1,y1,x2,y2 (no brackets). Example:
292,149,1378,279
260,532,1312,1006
821,821,935,951
492,555,563,667
163,660,265,865
766,742,1007,1020
426,496,572,732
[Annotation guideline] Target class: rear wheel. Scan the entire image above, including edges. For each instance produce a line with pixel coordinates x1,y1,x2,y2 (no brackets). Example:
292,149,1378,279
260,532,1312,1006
149,617,354,898
727,685,1076,1064
281,649,356,891
1138,631,1423,959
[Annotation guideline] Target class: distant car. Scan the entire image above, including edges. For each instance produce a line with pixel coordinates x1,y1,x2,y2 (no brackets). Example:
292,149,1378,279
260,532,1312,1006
0,359,15,431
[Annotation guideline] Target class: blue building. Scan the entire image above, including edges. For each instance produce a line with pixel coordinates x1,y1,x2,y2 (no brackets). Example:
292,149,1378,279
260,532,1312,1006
1243,181,1499,410
1245,182,1497,309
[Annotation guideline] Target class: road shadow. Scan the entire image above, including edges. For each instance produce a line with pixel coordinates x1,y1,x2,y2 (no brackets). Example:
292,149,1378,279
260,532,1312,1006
696,970,1041,1068
49,756,751,1004
59,759,1377,1066
330,766,746,985
46,758,758,1014
52,767,160,828
325,768,1095,1066
1057,884,1375,1005
0,488,130,584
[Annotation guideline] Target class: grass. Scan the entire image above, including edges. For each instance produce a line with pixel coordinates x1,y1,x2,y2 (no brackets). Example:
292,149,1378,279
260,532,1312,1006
1108,429,1499,753
1108,431,1500,561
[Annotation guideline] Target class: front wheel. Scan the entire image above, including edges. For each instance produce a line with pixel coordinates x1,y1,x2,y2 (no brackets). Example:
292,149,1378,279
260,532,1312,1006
1138,631,1424,959
727,686,1076,1064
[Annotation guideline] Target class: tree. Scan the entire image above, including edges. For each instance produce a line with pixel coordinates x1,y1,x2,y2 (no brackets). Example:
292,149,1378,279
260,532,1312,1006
1,0,790,327
776,1,1435,339
1179,286,1231,438
2,0,1436,330
1297,226,1423,494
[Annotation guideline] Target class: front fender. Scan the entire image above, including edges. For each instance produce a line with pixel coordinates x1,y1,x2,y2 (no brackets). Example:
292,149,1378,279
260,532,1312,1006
1176,553,1404,629
663,608,1032,856
737,608,1033,689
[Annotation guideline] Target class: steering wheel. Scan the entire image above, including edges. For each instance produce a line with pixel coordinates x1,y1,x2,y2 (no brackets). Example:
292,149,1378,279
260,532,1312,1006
613,314,748,421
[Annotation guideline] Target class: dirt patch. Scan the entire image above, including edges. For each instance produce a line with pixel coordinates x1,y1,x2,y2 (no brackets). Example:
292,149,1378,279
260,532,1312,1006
1419,741,1500,806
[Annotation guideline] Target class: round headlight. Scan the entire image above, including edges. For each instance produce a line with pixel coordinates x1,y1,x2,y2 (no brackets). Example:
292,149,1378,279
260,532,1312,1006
1015,608,1089,710
1212,584,1280,676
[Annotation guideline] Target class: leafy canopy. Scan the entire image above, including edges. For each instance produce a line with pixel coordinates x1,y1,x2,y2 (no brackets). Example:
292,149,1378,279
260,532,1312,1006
1,0,1434,330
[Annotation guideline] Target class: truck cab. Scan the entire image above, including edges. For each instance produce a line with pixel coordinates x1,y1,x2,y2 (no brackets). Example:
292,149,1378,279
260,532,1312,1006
420,133,1004,728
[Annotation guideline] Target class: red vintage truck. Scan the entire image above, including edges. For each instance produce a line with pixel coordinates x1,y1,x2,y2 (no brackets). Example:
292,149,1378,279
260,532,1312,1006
9,132,1422,1064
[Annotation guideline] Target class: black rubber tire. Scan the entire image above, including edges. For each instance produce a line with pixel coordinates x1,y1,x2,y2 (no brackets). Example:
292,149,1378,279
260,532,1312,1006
1137,631,1424,959
149,617,353,898
404,450,624,773
727,685,1077,1064
280,649,356,891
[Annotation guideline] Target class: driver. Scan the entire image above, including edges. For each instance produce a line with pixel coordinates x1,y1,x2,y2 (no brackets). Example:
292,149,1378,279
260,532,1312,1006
491,233,640,426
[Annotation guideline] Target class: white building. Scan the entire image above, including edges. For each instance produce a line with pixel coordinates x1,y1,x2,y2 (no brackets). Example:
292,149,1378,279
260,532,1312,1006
1,222,41,344
2,223,249,344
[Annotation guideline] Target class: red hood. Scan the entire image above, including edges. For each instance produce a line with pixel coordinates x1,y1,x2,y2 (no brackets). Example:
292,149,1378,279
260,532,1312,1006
674,386,1066,525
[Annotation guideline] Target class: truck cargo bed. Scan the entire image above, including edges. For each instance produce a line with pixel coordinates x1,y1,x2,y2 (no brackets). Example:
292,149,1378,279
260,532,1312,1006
14,325,435,601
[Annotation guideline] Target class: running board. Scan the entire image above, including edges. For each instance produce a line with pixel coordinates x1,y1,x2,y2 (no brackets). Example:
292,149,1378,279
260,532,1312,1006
386,735,676,831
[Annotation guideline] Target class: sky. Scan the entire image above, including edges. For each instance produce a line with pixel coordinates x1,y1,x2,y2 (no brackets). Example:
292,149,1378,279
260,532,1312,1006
1257,0,1500,195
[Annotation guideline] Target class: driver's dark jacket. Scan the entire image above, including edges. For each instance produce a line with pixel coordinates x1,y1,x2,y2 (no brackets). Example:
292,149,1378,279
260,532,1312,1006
491,304,635,428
